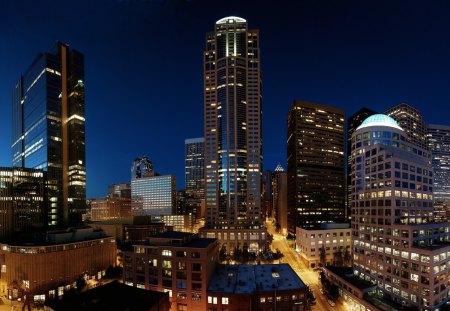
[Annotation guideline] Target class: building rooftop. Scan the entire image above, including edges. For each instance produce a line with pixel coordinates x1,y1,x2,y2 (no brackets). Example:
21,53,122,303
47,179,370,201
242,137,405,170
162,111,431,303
45,281,168,311
208,264,306,294
325,266,376,290
357,114,403,131
216,16,246,24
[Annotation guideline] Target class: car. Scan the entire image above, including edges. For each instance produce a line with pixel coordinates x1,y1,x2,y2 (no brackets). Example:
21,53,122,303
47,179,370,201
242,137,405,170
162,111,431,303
327,299,336,307
319,288,324,294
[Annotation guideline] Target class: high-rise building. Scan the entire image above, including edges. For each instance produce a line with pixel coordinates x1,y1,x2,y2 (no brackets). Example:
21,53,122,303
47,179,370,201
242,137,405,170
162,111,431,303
200,17,266,251
272,163,287,235
262,170,273,220
185,138,205,197
346,108,377,219
108,183,131,199
131,157,155,179
0,167,46,242
428,124,450,221
185,138,205,218
386,103,428,150
349,114,450,310
287,101,346,233
12,42,86,228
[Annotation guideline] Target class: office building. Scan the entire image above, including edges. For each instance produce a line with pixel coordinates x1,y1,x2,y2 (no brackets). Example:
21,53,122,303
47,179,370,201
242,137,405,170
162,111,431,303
131,175,176,217
207,264,308,311
295,223,351,269
0,167,46,242
183,137,205,219
287,101,346,233
347,108,377,219
200,16,266,251
131,157,155,179
185,137,205,199
428,124,450,221
123,232,219,311
108,183,131,199
12,42,86,228
90,197,132,221
346,114,450,310
272,163,287,235
262,170,273,220
386,103,428,150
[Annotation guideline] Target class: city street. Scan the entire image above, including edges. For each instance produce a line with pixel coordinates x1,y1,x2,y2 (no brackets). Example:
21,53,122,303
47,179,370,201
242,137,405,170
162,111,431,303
266,221,346,311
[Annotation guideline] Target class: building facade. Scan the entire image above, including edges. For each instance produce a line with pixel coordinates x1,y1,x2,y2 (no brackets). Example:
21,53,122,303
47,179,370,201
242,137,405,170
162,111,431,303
207,264,308,311
90,197,131,221
350,114,450,310
131,175,176,217
295,223,351,268
108,183,131,199
185,137,205,199
386,103,428,150
347,108,377,220
287,101,346,233
12,42,86,228
201,16,266,250
123,232,218,311
272,163,287,235
0,167,46,242
427,124,450,222
0,228,116,303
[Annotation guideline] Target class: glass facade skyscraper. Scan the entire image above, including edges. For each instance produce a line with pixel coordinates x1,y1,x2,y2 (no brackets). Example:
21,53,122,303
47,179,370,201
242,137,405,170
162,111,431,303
201,17,266,251
287,101,346,233
184,138,205,218
185,137,205,198
12,42,86,227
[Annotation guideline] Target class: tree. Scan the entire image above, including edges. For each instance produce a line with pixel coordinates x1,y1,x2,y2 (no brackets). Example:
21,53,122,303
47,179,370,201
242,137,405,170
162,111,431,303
219,245,227,262
319,246,327,267
333,249,343,266
343,247,352,266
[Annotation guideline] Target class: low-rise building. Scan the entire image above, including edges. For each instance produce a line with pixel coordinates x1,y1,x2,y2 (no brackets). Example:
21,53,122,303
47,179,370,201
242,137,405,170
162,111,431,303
207,264,308,311
0,228,116,303
45,280,170,311
296,223,352,268
123,232,218,311
90,197,131,221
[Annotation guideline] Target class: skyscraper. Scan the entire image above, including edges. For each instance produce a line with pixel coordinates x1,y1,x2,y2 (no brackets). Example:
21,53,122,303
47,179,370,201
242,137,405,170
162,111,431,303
12,42,86,227
346,108,377,219
200,17,266,252
287,101,345,233
349,114,450,310
185,138,205,218
428,124,450,221
386,103,428,150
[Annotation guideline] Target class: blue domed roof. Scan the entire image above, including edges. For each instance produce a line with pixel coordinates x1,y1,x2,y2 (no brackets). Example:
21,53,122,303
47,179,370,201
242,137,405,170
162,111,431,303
357,114,403,131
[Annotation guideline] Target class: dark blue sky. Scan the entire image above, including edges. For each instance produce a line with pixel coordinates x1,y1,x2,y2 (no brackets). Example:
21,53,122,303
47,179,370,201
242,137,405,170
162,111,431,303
1,0,449,198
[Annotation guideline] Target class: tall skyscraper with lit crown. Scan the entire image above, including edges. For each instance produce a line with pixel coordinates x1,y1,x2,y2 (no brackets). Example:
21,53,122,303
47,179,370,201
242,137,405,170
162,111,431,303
12,42,86,228
200,17,266,252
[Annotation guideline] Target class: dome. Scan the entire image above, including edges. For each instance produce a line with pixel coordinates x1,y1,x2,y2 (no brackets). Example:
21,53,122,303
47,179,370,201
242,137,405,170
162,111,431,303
357,114,403,131
216,16,247,24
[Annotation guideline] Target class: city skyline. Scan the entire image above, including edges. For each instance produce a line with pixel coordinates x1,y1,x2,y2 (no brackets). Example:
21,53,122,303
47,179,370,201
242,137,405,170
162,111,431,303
1,0,450,198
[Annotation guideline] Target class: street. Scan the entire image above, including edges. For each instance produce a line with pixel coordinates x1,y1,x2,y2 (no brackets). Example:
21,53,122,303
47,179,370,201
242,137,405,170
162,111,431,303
266,221,346,311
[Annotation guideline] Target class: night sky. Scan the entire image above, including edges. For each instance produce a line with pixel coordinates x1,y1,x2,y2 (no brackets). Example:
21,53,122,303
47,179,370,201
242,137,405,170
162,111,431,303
1,0,449,198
